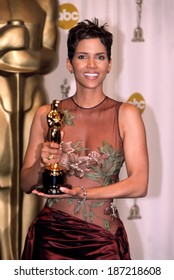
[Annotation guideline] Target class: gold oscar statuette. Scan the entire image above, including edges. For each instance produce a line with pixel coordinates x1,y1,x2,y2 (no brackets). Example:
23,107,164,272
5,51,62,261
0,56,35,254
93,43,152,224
42,100,66,194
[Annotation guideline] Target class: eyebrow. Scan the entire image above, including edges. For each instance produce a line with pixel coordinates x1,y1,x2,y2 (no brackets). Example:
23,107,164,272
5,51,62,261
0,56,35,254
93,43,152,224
76,52,107,55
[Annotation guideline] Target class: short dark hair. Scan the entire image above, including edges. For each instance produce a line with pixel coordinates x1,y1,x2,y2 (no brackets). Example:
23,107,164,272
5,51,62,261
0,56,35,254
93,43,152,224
67,18,113,62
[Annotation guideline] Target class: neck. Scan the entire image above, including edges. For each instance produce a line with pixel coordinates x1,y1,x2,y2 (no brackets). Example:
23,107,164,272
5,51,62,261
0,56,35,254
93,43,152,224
73,92,106,108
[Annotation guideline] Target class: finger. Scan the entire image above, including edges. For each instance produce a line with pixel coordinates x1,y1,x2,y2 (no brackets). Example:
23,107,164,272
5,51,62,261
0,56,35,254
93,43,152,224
47,154,54,160
45,143,60,156
50,142,59,149
59,186,74,195
60,131,64,141
42,142,56,155
32,189,70,198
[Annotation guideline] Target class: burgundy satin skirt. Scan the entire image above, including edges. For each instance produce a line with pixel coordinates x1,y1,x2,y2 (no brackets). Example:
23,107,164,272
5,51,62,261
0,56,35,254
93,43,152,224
21,206,131,260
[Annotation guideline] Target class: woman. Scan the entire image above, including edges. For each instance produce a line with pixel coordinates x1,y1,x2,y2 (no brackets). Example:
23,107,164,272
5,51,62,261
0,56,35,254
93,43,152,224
21,19,149,260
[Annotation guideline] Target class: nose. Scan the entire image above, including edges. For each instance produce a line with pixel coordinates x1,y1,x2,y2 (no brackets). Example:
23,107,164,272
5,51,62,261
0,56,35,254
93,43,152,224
87,57,96,68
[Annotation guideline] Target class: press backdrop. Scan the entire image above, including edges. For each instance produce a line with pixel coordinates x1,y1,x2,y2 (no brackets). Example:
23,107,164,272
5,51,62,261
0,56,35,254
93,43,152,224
44,0,174,260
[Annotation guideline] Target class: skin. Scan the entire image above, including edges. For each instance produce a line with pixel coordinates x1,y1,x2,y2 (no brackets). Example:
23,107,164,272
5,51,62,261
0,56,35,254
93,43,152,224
21,38,149,201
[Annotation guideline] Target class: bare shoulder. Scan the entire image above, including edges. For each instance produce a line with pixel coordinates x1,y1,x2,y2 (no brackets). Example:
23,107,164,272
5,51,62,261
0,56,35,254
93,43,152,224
32,104,51,129
119,102,144,138
119,102,141,121
34,104,50,119
29,104,51,139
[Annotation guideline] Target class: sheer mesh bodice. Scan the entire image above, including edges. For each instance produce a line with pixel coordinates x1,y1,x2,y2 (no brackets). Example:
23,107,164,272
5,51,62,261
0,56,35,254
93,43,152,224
46,96,125,234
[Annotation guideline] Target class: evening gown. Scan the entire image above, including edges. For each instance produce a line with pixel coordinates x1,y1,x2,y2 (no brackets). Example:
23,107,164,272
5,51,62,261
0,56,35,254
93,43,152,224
21,96,131,260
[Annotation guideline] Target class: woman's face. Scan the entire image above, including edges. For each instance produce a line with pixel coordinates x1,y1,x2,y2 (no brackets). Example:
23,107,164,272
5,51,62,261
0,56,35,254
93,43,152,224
67,38,112,92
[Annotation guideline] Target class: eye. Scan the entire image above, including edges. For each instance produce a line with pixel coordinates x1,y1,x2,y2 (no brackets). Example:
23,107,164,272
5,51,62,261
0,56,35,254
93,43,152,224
97,54,106,60
78,54,86,59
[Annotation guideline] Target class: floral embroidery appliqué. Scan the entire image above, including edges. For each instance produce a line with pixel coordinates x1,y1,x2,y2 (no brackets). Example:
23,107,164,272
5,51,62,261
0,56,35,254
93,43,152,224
47,109,124,230
59,140,124,185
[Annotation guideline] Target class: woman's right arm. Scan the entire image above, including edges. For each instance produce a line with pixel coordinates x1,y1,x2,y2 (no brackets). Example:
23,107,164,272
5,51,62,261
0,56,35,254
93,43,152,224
21,103,63,193
20,104,61,193
20,106,47,193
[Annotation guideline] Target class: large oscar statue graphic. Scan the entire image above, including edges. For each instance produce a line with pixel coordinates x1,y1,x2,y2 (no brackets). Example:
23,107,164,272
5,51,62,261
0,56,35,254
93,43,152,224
0,0,58,259
42,100,66,194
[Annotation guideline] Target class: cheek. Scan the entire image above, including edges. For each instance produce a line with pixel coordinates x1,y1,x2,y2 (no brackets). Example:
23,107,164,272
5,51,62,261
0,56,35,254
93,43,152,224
73,64,86,75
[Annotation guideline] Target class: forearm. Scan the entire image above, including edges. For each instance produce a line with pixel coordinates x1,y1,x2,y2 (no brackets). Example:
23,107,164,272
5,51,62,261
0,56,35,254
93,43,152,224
60,172,148,201
20,161,42,193
87,175,148,200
